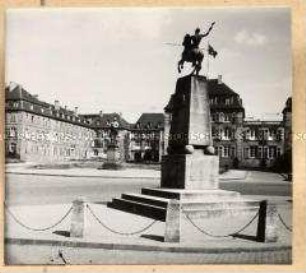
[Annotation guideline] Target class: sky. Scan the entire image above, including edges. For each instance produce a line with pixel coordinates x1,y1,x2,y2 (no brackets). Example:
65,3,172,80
5,7,291,123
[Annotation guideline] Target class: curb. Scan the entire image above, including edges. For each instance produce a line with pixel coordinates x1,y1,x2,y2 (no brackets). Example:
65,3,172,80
5,237,292,254
6,171,248,181
5,172,159,180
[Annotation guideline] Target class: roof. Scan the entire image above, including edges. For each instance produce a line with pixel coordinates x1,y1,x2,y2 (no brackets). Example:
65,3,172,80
134,113,165,130
165,78,244,112
207,79,238,97
80,113,131,130
5,83,93,128
6,83,50,108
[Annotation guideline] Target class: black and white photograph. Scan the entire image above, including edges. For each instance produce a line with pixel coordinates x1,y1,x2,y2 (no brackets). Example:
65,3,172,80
4,7,292,265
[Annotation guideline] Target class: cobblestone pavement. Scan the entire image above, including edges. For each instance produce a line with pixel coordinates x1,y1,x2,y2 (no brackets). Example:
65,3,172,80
6,243,292,265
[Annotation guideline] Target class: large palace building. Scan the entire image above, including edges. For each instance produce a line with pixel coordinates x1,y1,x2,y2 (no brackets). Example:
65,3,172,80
5,79,291,169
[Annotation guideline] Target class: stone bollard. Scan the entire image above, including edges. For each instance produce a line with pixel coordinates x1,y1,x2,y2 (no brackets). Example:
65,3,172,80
256,200,278,242
164,199,181,243
70,198,85,238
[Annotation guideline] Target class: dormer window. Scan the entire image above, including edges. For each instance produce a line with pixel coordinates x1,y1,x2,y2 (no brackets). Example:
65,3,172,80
30,104,34,110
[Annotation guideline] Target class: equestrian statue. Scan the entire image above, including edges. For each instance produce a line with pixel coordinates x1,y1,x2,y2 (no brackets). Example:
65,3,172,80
178,22,216,75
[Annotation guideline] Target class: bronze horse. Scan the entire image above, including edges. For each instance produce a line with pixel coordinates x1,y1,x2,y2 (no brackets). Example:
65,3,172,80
178,23,215,75
178,48,204,75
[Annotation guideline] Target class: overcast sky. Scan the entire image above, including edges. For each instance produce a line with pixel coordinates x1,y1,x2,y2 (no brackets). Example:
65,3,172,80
5,7,291,123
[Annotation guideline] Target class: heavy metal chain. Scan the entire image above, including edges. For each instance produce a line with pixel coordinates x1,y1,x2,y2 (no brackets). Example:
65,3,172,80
86,204,157,236
184,211,259,238
278,213,292,232
5,203,73,232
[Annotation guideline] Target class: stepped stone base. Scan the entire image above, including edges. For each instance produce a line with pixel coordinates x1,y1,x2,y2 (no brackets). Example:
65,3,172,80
107,188,260,222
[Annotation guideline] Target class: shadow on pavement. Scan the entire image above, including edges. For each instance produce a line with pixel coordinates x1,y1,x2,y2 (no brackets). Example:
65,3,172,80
53,230,71,237
141,234,164,242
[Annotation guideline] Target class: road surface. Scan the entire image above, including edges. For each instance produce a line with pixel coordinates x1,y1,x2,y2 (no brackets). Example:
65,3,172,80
5,171,291,206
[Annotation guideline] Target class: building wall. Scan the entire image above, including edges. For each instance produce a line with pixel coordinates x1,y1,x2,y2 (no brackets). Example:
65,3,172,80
128,129,164,163
5,111,96,162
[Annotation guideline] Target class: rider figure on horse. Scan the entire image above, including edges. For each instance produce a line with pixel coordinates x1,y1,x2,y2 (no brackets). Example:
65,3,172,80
178,22,215,75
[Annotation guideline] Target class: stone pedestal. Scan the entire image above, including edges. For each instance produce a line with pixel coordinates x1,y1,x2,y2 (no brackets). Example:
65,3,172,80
161,151,219,190
169,75,212,148
70,199,85,238
101,144,123,170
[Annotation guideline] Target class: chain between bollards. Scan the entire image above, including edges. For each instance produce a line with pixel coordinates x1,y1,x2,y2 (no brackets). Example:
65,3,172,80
5,202,73,232
184,211,259,238
86,204,157,236
277,212,292,232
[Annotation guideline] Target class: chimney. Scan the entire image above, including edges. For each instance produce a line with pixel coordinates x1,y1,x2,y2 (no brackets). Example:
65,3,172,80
217,75,222,84
99,110,103,117
54,100,60,110
74,107,78,115
33,94,39,99
64,105,67,111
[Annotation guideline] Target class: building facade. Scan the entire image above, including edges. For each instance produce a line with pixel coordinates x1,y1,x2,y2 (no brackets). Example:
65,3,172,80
128,113,165,162
164,76,291,169
5,80,291,169
80,112,131,161
5,83,96,162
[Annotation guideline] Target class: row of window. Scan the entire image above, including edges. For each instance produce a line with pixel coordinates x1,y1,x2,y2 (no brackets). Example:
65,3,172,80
244,128,284,140
211,112,240,123
6,127,94,145
244,146,281,159
209,96,239,106
215,146,236,158
212,127,284,141
6,102,91,125
215,145,282,159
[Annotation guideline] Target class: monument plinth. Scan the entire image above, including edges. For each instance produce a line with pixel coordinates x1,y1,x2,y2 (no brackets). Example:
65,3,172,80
101,118,123,170
107,75,259,242
161,75,219,190
102,144,122,170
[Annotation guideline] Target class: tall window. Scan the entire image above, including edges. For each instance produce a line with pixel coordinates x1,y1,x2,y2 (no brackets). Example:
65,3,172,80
250,129,256,140
264,147,268,158
263,129,269,140
269,146,276,159
250,146,257,158
217,146,223,157
11,114,16,122
223,146,229,158
219,112,225,122
224,128,230,140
